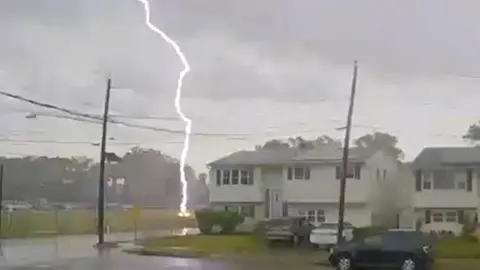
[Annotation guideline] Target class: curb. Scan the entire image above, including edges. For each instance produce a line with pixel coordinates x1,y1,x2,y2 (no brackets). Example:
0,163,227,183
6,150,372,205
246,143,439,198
123,248,208,259
93,242,121,249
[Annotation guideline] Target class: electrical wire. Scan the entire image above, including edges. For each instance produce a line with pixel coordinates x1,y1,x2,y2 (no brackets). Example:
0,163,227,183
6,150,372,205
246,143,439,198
0,89,469,141
0,138,184,145
0,109,181,121
0,90,251,137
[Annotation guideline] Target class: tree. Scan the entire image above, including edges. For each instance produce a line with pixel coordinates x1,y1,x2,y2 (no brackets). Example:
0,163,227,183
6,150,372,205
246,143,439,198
255,139,290,150
255,135,341,150
463,123,480,144
110,147,197,208
0,146,201,209
353,132,404,160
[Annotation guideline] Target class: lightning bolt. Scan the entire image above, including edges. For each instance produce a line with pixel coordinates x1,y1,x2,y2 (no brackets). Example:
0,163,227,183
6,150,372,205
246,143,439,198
136,0,191,216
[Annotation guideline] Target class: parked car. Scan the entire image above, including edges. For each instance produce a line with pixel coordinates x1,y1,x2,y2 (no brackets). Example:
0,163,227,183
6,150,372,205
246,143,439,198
264,217,314,247
328,229,434,270
310,222,354,249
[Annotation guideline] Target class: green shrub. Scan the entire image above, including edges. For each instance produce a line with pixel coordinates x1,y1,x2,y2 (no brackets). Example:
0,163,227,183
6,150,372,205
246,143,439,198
194,209,217,234
215,211,244,234
353,226,387,241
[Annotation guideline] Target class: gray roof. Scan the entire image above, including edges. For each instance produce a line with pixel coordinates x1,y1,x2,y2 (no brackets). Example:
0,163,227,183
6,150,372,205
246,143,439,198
294,146,364,161
412,147,480,170
208,148,297,166
208,146,371,166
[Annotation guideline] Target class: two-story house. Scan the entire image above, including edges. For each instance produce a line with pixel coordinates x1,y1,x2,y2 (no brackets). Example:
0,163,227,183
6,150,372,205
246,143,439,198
207,146,401,227
408,147,480,234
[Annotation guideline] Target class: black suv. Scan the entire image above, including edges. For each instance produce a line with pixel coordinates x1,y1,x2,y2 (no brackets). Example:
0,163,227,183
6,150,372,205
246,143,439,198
328,229,434,270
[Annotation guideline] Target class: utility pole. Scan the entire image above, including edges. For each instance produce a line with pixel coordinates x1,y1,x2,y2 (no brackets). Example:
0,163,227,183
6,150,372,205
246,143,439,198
0,164,3,238
97,77,111,246
337,61,359,244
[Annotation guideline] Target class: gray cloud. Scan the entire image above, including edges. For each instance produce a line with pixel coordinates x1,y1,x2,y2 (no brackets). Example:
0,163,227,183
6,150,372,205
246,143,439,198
2,0,480,171
4,0,480,104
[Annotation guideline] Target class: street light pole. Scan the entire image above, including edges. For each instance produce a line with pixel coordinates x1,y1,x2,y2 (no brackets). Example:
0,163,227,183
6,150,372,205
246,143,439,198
336,61,359,244
97,77,111,246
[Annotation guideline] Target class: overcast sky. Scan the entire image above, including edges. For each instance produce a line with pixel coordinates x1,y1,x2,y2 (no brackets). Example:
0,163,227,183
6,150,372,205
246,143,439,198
1,0,480,173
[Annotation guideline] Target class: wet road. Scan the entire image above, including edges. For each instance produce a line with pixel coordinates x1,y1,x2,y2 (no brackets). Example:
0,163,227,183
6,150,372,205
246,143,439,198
0,229,198,267
0,229,330,270
4,251,331,270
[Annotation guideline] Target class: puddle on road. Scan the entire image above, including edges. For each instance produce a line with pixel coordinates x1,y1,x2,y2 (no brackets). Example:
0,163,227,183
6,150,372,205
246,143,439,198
0,228,200,267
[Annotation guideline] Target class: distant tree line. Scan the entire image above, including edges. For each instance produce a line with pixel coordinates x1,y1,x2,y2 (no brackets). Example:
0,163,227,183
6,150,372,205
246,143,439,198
255,132,404,161
0,147,209,209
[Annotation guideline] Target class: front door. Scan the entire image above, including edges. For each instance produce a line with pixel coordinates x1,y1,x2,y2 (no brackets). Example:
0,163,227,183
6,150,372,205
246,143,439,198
270,189,283,218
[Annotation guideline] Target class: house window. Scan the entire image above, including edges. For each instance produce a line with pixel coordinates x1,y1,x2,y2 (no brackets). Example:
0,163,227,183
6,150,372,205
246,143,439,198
316,210,326,223
288,167,310,180
225,205,238,213
445,211,457,223
240,170,253,185
301,210,325,224
231,170,239,185
423,173,432,190
218,169,253,186
240,205,255,218
306,210,316,222
336,164,361,180
432,212,443,223
222,170,231,185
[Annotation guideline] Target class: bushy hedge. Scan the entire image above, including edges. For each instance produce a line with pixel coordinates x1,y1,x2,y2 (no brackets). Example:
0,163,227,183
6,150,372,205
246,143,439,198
195,209,217,234
194,209,245,235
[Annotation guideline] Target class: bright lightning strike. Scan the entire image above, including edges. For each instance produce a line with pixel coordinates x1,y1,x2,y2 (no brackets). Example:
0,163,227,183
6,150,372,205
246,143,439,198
137,0,191,217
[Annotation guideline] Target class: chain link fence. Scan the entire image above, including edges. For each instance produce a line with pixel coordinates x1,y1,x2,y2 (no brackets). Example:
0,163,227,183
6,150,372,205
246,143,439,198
0,208,197,238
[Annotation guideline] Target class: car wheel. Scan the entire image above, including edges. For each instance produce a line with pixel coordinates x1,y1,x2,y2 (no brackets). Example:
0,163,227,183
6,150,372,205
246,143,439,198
336,256,351,270
401,258,416,270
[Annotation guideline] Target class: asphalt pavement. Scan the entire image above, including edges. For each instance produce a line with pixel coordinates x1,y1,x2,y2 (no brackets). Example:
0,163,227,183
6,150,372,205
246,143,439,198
0,229,198,268
3,251,330,270
0,229,330,270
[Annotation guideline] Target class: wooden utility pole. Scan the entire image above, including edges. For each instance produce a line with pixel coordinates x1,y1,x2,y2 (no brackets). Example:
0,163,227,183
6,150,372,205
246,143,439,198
97,77,111,246
0,164,3,238
336,61,359,244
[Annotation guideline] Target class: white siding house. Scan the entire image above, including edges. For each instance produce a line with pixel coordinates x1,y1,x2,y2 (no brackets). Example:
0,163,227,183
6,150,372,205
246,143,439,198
207,146,401,227
408,147,480,235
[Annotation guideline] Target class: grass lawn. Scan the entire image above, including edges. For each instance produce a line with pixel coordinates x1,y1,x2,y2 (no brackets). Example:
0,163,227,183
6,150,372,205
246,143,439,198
436,238,480,259
143,234,265,256
0,208,197,238
138,234,480,269
140,234,327,265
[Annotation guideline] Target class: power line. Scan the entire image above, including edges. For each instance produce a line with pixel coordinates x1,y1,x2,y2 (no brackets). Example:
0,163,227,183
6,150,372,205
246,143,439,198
0,138,184,145
0,90,251,137
0,109,181,121
0,91,467,140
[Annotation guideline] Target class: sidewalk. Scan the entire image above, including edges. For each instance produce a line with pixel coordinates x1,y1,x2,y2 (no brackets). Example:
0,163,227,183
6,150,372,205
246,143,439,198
0,228,199,267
